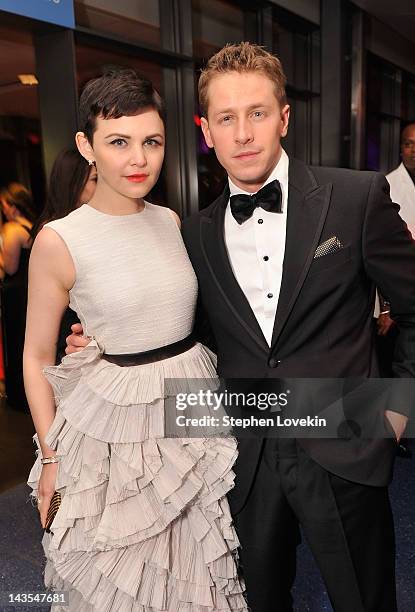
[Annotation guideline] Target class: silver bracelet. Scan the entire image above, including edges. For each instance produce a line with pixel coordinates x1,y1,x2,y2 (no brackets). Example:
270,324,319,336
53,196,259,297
41,456,59,465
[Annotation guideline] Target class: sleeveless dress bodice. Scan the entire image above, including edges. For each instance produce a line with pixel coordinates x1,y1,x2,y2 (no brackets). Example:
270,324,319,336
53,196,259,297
45,203,198,354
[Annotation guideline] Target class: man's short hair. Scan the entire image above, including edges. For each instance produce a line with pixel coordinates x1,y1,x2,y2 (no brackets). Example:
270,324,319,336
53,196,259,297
79,67,165,143
198,42,287,117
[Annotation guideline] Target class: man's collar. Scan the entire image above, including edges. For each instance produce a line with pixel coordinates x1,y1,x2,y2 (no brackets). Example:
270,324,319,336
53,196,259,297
228,148,289,196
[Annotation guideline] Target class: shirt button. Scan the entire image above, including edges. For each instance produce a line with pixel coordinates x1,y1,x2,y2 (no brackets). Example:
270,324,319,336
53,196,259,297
267,293,273,298
268,358,280,368
258,218,263,224
263,256,269,261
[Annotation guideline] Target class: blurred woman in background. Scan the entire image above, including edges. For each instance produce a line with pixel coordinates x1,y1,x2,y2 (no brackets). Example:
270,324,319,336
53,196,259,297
0,183,35,410
0,152,97,410
32,147,97,237
0,182,34,278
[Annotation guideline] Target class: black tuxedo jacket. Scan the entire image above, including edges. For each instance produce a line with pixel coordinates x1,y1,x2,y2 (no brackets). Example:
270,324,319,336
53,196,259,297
182,158,415,513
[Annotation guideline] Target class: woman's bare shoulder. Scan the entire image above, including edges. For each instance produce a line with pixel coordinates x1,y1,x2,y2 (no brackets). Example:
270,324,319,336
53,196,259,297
32,225,74,262
2,220,32,245
31,227,75,288
2,220,25,235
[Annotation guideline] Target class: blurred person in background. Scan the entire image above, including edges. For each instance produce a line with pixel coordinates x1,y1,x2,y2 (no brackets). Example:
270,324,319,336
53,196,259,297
376,122,415,457
32,147,97,237
386,122,415,235
0,182,34,277
378,122,415,338
0,183,35,411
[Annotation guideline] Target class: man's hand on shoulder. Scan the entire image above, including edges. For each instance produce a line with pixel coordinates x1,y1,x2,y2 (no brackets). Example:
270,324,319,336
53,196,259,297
65,323,90,354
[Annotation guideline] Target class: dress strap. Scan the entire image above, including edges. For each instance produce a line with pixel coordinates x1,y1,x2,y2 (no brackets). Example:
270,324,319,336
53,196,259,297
18,222,32,236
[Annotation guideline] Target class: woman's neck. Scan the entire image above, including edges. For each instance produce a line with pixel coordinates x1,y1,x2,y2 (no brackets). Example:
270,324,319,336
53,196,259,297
87,183,145,216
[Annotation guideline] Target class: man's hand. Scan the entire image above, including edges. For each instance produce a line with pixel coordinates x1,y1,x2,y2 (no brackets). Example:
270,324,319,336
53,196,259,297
65,323,90,354
385,410,408,442
377,312,395,336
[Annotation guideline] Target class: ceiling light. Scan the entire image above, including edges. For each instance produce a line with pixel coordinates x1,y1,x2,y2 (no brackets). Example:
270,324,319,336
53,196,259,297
17,74,38,86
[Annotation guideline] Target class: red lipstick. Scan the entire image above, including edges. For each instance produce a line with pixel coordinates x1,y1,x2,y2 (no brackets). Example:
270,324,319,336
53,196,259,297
125,174,148,183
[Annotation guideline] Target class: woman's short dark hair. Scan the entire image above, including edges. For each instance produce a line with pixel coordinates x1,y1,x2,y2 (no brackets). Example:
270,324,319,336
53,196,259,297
0,183,35,223
32,147,91,237
79,67,165,143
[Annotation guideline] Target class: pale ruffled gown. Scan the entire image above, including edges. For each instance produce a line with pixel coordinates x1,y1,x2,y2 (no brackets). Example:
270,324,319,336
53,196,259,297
27,202,247,611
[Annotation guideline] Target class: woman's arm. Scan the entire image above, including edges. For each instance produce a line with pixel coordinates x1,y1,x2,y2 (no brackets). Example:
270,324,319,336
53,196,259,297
0,250,4,280
23,227,75,525
1,222,26,275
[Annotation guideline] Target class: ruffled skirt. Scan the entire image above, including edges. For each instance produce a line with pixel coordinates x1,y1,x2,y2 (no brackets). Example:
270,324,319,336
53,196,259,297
27,340,247,611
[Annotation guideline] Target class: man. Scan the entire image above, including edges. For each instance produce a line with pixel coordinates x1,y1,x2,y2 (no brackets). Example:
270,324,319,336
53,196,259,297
377,122,415,338
181,43,413,612
387,122,415,236
376,123,415,457
67,44,413,611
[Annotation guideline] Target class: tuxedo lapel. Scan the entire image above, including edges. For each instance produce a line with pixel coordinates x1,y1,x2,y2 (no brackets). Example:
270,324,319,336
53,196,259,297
271,159,333,349
200,187,268,352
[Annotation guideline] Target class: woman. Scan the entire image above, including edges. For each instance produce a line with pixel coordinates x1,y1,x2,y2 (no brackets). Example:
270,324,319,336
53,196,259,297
1,183,34,411
32,147,97,237
25,68,247,610
32,147,97,362
0,182,34,277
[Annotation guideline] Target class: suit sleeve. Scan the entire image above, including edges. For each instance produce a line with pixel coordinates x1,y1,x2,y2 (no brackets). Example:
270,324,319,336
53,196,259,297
192,295,217,352
363,173,415,418
181,218,217,352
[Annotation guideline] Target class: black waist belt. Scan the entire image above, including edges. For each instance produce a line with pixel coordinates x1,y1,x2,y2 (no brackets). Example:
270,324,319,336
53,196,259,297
102,334,196,367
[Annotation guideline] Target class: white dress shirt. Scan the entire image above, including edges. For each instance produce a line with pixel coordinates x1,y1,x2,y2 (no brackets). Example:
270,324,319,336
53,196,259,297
386,162,415,237
374,162,415,317
224,148,289,346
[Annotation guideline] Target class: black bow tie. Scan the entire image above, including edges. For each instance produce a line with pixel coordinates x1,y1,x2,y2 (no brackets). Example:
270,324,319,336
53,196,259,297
230,179,282,225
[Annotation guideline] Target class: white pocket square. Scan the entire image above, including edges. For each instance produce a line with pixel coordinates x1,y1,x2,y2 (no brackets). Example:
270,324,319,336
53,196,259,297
314,236,344,259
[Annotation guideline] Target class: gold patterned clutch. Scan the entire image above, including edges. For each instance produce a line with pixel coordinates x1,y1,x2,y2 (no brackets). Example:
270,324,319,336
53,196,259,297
45,491,61,532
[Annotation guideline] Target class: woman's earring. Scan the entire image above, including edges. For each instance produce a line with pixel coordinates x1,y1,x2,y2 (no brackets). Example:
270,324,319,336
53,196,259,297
88,160,95,166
